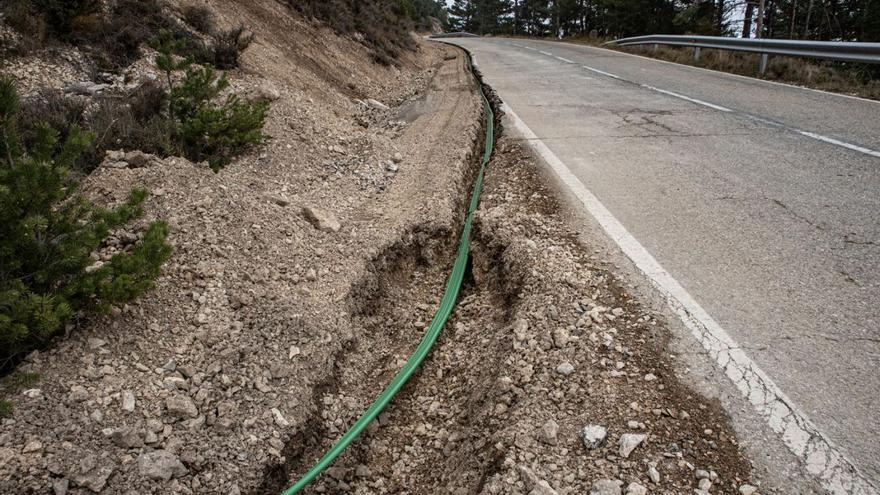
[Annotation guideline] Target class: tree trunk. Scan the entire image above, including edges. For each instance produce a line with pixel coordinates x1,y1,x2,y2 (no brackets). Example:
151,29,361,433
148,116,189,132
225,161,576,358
742,1,755,37
789,0,798,37
755,0,766,37
803,0,814,37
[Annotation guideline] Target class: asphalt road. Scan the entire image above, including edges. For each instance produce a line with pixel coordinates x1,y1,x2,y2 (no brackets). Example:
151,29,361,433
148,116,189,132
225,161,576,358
447,38,880,490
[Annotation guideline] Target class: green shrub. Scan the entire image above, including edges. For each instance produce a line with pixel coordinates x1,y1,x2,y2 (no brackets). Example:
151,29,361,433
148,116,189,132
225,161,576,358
0,77,172,365
170,66,268,170
149,30,268,170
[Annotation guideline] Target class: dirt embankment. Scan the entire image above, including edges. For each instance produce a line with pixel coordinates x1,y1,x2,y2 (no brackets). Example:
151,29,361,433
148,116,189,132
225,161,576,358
1,2,759,494
0,1,484,493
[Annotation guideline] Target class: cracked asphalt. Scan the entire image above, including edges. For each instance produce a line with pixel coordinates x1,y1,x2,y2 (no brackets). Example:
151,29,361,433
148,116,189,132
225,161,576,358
446,37,880,490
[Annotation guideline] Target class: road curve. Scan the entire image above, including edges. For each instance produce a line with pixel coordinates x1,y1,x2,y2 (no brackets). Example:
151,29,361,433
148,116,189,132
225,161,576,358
446,37,880,491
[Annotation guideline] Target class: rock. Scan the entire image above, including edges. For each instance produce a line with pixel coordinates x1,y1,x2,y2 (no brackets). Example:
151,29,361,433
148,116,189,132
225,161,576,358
529,480,559,495
625,482,648,495
52,478,69,495
74,465,113,493
65,81,109,96
392,152,403,163
739,485,759,495
695,469,710,480
124,150,153,167
698,479,712,491
22,388,42,398
271,408,290,427
591,479,623,495
619,433,646,458
555,362,574,376
69,385,89,402
251,82,281,102
109,427,143,448
267,194,291,207
289,346,301,358
166,394,198,418
137,450,187,481
580,424,608,450
122,391,136,412
22,440,43,453
365,98,389,110
87,338,107,349
648,466,661,484
302,206,341,232
644,373,657,381
537,419,559,445
386,162,399,173
552,328,570,348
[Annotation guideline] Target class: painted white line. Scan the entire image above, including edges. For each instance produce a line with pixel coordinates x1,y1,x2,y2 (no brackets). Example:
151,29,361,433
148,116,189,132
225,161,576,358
639,84,732,112
796,130,880,158
555,56,575,63
582,64,880,158
527,38,880,106
539,50,553,56
502,102,878,495
582,65,621,79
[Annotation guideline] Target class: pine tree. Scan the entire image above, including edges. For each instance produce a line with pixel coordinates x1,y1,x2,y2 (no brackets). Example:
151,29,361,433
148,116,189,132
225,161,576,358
0,77,172,366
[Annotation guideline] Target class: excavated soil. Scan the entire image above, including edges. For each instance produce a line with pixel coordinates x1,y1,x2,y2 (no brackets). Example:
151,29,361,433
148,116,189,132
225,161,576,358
249,82,757,495
0,1,759,492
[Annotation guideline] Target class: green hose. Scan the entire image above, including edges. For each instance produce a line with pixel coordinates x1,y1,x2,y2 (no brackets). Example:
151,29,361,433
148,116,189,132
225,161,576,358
280,55,494,495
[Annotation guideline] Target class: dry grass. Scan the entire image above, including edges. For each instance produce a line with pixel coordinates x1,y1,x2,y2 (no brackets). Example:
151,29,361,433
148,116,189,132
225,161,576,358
561,36,880,101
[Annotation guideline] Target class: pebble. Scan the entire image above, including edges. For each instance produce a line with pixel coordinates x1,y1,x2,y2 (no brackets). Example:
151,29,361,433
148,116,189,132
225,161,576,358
739,485,759,495
302,206,341,232
580,424,608,450
648,466,661,483
271,408,290,427
698,479,712,491
166,394,198,418
618,433,646,458
21,440,42,454
625,482,647,495
538,419,559,445
555,362,574,376
591,479,622,495
122,391,136,412
530,480,559,495
137,450,188,480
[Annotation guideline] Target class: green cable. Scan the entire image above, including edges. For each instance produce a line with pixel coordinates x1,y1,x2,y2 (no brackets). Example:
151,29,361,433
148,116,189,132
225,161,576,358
280,58,494,495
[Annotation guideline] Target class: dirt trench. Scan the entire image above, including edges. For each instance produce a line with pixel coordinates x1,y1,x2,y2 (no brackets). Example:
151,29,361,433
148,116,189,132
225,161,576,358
254,53,754,495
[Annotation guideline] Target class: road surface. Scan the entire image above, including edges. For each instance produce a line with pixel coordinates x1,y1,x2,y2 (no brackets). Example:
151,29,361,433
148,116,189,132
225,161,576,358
447,37,880,492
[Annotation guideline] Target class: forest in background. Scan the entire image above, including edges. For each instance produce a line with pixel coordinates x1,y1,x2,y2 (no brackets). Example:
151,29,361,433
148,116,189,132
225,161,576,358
445,0,880,41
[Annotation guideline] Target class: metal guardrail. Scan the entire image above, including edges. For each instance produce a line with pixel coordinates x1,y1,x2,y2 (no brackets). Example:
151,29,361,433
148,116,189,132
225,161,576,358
606,35,880,74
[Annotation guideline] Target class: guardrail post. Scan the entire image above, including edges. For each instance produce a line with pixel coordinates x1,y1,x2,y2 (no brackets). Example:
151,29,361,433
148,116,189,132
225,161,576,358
694,46,701,61
653,43,658,53
759,53,768,75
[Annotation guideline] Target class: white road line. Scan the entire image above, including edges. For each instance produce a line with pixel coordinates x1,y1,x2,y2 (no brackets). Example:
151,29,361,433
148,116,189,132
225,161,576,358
796,131,880,158
555,56,575,63
639,84,732,112
502,102,878,495
580,64,880,158
582,65,621,79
